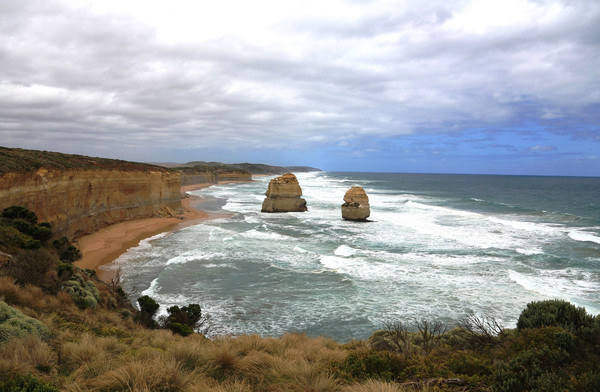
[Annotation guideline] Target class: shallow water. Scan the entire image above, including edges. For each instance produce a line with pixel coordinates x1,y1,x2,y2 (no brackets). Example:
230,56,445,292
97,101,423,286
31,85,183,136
105,172,600,341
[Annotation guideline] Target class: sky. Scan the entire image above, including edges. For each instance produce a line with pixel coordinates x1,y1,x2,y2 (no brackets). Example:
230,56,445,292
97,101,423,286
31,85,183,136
0,0,599,176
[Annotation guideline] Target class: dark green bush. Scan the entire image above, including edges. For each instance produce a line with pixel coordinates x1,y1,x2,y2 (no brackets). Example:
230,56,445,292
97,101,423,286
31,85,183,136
166,304,202,327
0,374,58,392
21,239,41,250
29,225,52,242
340,350,404,381
517,300,594,333
169,322,194,336
52,237,81,262
55,262,73,278
137,295,159,316
9,219,34,236
494,345,569,392
1,206,38,224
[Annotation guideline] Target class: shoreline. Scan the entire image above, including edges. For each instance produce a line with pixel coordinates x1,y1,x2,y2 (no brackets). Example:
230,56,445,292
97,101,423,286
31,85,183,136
74,182,236,282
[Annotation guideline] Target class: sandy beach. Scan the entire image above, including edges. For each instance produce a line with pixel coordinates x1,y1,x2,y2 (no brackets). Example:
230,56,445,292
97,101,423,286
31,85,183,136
74,183,228,282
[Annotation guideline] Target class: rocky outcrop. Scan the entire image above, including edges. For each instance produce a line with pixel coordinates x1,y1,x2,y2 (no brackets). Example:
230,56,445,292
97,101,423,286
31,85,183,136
261,173,307,213
0,162,181,239
341,187,370,221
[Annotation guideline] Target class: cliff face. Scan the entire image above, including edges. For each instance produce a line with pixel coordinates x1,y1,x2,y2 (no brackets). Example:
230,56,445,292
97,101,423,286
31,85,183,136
0,168,181,239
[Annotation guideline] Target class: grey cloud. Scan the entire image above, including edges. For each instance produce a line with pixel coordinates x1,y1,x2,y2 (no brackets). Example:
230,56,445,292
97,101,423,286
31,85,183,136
0,0,599,161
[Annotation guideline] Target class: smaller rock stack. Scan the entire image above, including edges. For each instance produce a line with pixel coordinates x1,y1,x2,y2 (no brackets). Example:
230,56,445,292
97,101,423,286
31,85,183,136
341,187,370,221
261,173,308,213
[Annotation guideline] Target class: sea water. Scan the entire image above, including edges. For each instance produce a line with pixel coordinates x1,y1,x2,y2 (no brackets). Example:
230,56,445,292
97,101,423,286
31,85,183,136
104,172,600,341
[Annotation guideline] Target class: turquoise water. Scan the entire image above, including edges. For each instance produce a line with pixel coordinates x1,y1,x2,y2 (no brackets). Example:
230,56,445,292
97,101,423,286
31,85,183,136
105,172,600,341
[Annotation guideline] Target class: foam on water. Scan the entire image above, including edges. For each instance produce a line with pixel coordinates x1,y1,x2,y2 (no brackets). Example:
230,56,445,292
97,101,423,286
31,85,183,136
334,245,357,257
568,230,600,244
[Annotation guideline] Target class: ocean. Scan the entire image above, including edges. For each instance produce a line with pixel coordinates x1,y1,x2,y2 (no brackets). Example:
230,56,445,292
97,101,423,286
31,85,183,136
105,172,600,341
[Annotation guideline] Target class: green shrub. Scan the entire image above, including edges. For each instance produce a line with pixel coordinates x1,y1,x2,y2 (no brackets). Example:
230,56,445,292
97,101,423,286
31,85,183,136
494,346,569,392
55,262,73,278
9,219,34,236
1,206,38,224
29,225,52,242
137,295,159,316
517,300,594,333
0,374,58,392
166,304,202,327
52,237,81,262
63,274,101,309
0,301,51,342
21,239,41,250
169,322,194,336
339,350,404,381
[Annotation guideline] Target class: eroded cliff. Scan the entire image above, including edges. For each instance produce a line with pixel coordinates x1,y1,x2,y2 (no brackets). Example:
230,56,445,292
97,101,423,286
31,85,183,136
0,147,181,238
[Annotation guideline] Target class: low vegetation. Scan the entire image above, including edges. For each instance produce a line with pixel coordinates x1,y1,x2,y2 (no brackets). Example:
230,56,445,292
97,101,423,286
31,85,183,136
0,146,173,175
0,206,598,391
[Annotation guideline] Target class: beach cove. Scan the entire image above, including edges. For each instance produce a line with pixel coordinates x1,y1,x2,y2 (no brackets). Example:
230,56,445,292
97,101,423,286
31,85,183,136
74,183,233,282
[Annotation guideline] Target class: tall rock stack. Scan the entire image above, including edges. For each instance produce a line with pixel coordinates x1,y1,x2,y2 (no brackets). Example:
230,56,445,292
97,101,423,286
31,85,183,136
341,187,370,221
261,173,308,213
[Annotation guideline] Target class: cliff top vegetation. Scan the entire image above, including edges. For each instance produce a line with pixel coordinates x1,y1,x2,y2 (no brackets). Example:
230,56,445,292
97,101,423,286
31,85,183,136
171,162,252,176
163,160,320,175
0,146,174,175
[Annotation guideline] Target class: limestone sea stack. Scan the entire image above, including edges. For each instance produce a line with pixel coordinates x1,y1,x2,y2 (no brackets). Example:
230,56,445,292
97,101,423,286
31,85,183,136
341,187,370,221
261,173,308,213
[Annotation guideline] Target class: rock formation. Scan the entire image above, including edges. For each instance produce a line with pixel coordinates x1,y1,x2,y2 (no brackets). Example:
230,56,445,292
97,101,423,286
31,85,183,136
261,173,307,213
341,187,370,221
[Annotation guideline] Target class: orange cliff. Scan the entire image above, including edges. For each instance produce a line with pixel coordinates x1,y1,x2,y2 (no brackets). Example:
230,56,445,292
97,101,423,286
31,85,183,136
0,148,182,239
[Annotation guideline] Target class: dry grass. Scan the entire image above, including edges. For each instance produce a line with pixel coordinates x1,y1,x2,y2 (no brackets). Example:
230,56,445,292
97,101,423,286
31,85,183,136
0,335,56,378
92,356,192,392
0,277,63,311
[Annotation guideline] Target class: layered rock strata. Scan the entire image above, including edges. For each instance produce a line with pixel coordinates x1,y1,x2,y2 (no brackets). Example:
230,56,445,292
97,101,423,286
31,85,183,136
261,173,307,213
0,166,181,239
179,171,251,186
341,187,370,221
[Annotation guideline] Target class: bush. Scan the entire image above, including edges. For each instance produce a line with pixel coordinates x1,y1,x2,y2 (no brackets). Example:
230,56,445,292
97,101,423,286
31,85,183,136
494,346,569,392
169,322,194,336
166,304,202,327
340,350,404,381
517,300,594,333
55,262,73,278
137,295,159,316
6,249,57,288
0,301,51,342
63,274,101,309
52,237,81,262
1,206,38,224
0,374,58,392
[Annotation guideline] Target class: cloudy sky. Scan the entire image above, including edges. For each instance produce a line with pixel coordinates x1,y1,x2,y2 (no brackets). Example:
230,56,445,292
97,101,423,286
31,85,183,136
1,0,599,175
